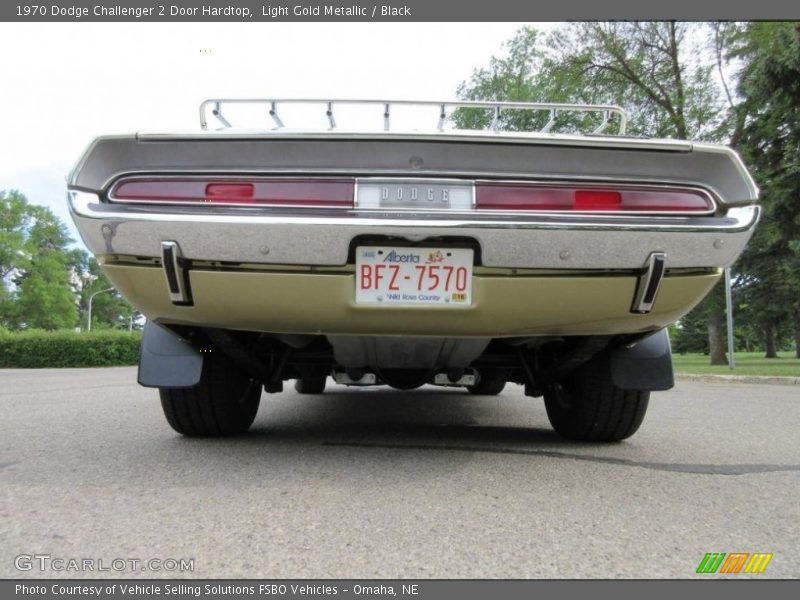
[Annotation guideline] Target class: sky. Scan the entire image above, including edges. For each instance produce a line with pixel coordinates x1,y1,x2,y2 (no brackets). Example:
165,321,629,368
0,22,537,247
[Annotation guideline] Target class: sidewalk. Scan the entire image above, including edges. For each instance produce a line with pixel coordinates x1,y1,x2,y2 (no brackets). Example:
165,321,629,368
675,372,800,386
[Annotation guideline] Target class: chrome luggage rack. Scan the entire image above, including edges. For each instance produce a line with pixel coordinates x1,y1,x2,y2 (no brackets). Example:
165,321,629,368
199,98,628,135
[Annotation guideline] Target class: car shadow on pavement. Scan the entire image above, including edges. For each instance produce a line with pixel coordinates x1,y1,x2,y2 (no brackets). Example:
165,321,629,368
247,386,559,443
180,387,800,477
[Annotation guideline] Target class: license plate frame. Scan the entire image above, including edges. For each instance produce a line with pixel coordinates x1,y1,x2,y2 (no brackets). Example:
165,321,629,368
355,246,474,307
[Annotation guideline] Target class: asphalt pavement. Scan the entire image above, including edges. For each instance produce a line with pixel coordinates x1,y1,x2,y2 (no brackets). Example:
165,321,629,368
1,367,798,578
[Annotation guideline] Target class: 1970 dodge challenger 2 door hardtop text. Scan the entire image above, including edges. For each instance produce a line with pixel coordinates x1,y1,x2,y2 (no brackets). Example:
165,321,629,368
68,99,759,441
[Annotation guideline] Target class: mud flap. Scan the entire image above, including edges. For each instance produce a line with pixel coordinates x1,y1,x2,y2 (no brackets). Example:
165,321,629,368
137,321,203,388
609,328,674,391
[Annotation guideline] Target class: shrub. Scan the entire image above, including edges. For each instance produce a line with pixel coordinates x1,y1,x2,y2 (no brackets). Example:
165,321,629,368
0,329,141,368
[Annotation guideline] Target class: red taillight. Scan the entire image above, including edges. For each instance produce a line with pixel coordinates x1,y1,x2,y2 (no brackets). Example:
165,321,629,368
574,190,622,211
111,179,355,207
204,183,255,203
475,184,713,213
112,180,203,202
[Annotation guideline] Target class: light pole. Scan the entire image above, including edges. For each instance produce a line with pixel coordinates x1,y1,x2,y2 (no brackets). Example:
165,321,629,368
724,267,735,370
86,287,114,332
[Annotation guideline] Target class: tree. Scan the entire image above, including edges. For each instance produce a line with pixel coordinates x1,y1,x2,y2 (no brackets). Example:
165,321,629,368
734,22,800,358
455,23,746,364
456,23,725,137
1,190,136,331
1,190,36,323
1,190,77,330
671,309,709,354
67,248,135,330
0,190,29,280
13,251,77,330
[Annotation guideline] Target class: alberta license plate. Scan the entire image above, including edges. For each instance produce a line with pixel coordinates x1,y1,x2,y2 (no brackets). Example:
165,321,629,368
355,246,473,306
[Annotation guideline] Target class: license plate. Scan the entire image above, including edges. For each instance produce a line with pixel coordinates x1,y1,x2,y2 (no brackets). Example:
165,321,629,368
355,246,473,306
356,179,474,211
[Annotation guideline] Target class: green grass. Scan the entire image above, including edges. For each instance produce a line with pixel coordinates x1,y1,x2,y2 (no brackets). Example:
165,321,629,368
672,351,800,377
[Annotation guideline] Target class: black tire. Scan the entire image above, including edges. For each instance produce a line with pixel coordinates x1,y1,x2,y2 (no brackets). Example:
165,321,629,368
294,375,327,394
467,377,506,396
544,356,649,442
159,352,261,437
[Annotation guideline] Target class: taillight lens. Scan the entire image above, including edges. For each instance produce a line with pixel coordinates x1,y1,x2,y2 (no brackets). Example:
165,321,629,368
475,184,713,213
204,183,255,203
111,179,355,207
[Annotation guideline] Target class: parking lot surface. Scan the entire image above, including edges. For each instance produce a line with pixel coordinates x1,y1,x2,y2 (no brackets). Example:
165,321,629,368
1,367,798,578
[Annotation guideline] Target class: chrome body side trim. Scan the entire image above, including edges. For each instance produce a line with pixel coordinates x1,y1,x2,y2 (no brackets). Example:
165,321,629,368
69,192,759,271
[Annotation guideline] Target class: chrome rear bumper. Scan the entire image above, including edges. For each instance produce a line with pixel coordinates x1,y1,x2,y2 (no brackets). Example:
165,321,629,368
68,191,758,270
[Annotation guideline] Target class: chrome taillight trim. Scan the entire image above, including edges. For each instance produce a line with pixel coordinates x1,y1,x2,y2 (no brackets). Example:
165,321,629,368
106,175,718,217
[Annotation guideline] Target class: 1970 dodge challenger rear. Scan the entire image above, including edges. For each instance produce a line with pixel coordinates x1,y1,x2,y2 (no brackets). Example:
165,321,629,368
68,99,759,441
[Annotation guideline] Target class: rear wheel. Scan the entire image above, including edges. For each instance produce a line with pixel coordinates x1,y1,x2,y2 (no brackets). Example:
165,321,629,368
294,375,327,394
544,356,649,442
159,351,261,437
